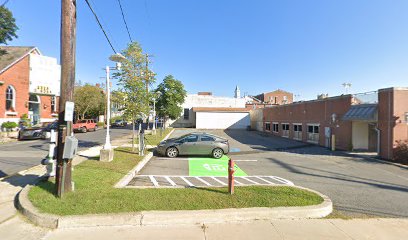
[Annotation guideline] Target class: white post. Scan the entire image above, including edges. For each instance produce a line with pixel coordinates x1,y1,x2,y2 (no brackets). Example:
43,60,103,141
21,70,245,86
104,66,111,149
152,98,156,131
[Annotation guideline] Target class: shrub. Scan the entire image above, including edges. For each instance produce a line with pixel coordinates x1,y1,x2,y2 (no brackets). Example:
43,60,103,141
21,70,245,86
394,140,408,164
97,122,105,127
19,114,31,127
1,121,18,131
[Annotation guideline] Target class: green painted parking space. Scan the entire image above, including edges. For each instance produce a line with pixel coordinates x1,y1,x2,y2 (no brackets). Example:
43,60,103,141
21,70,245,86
188,155,248,176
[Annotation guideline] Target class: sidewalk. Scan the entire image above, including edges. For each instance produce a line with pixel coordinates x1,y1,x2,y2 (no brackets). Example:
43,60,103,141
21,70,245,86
0,134,407,239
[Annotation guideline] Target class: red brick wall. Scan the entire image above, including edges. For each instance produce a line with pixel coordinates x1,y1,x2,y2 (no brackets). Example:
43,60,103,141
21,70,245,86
256,90,293,105
0,55,30,119
263,95,353,150
378,88,408,160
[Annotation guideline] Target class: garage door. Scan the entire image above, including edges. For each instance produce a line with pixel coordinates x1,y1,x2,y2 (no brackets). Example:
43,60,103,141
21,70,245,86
196,112,250,129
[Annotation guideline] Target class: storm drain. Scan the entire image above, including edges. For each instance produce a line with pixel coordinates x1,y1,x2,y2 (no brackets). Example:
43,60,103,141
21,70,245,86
127,175,294,188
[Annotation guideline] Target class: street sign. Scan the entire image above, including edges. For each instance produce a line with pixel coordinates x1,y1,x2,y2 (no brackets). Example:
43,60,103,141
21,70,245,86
64,101,75,122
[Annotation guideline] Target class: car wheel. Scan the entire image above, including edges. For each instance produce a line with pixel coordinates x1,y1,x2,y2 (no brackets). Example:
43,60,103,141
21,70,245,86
95,126,98,131
212,148,224,159
166,147,178,158
81,127,87,133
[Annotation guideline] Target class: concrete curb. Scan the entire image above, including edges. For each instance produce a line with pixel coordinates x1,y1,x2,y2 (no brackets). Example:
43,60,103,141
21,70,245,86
114,128,175,188
17,184,332,229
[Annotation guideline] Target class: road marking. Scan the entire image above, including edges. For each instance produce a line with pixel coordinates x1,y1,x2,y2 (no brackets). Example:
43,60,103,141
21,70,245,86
129,175,293,188
149,175,159,187
164,176,176,186
195,176,212,186
255,176,275,185
211,176,227,186
241,176,260,185
189,156,248,176
180,176,194,187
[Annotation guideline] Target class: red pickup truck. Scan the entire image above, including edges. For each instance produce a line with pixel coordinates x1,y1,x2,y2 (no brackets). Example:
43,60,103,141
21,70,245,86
73,119,97,133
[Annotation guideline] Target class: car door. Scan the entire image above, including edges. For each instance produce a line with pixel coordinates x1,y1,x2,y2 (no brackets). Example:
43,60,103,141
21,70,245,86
198,135,216,155
177,134,199,155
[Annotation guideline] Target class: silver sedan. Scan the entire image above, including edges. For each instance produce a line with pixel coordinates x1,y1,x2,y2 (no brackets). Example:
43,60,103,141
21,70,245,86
156,133,229,159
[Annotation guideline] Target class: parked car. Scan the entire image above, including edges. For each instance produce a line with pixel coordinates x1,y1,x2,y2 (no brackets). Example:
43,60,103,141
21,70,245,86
73,119,97,133
18,121,58,140
157,133,229,159
111,119,127,127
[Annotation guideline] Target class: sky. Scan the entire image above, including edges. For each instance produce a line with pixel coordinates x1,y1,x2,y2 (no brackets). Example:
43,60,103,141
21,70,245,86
4,0,408,100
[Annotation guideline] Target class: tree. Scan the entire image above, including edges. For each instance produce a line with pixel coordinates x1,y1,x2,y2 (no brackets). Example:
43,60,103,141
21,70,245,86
73,84,106,120
0,6,18,45
155,75,187,126
115,41,155,151
0,5,18,56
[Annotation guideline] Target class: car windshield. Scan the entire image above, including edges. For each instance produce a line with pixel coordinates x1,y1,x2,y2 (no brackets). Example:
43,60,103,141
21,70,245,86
78,120,87,123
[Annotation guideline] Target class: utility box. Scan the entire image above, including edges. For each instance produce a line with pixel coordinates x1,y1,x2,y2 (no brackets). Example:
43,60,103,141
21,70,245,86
63,136,78,159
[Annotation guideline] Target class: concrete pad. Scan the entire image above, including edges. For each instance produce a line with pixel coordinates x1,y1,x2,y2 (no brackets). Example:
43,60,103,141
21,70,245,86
99,148,114,162
44,224,204,240
330,218,408,240
0,200,17,223
0,216,48,240
205,221,282,240
272,219,351,240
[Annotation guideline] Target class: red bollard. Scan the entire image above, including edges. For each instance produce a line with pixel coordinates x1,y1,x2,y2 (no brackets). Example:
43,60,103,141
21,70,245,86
228,158,235,194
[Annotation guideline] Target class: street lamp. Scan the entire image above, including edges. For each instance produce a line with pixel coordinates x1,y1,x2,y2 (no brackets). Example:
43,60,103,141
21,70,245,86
152,91,162,131
100,53,126,162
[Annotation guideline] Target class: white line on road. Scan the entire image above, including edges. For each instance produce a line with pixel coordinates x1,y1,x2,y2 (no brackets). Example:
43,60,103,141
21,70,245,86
180,176,194,187
195,177,212,186
164,176,176,186
149,175,159,187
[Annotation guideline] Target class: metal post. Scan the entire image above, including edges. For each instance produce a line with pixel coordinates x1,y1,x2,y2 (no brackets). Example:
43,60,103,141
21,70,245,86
152,97,156,131
104,66,111,149
228,158,235,194
56,0,76,197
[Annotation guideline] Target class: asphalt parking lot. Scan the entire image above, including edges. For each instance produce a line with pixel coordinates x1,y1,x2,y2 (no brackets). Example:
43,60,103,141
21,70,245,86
132,129,408,218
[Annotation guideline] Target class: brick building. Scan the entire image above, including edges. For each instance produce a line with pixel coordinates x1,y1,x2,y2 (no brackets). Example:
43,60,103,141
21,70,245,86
255,87,408,161
254,89,293,105
0,46,60,127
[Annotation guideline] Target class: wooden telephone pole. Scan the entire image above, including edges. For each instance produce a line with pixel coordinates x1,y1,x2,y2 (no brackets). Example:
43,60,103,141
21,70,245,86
56,0,76,197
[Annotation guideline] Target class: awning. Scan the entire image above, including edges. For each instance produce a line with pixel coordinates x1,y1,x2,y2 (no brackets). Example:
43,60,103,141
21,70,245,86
342,104,377,121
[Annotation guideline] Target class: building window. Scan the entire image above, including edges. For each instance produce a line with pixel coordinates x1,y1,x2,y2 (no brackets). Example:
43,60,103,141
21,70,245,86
307,124,319,143
274,97,278,104
51,96,57,112
5,86,15,111
272,123,279,133
405,112,408,123
293,124,302,140
183,108,189,120
283,96,288,104
265,122,271,131
282,123,290,137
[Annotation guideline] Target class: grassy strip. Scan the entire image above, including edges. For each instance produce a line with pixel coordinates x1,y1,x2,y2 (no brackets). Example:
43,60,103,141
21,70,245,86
29,131,323,216
130,128,173,146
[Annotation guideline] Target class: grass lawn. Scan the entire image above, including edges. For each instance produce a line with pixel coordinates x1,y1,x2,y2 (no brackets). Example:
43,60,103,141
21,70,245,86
131,128,173,146
28,130,323,216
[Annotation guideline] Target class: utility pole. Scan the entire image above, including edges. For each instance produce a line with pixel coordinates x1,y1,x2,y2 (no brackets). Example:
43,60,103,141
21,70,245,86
145,54,152,129
56,0,76,197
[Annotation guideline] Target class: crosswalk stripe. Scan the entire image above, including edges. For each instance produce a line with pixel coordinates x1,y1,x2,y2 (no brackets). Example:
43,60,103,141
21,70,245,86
149,175,159,187
211,176,228,186
255,176,275,184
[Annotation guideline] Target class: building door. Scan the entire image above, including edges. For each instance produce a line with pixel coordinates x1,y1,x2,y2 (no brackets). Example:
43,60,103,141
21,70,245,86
28,94,41,125
324,127,331,148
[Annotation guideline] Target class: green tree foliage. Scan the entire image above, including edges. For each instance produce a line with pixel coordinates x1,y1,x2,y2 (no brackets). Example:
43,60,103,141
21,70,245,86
155,75,187,121
74,84,106,120
115,42,155,121
0,6,18,45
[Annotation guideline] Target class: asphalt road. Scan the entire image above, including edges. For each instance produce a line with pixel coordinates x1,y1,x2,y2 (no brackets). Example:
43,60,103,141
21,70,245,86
138,129,408,218
0,126,133,178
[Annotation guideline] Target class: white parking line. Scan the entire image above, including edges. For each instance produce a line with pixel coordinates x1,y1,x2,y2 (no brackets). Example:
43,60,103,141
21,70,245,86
180,176,194,187
129,175,293,188
255,176,275,185
164,176,176,186
149,175,159,187
195,177,212,186
211,176,228,186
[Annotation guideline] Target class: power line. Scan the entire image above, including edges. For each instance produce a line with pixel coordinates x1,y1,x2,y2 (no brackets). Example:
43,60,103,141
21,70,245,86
117,0,133,42
84,0,117,53
1,0,10,7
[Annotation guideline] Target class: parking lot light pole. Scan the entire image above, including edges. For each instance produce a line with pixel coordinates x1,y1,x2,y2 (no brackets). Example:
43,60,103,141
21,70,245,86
152,92,161,131
100,53,125,162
